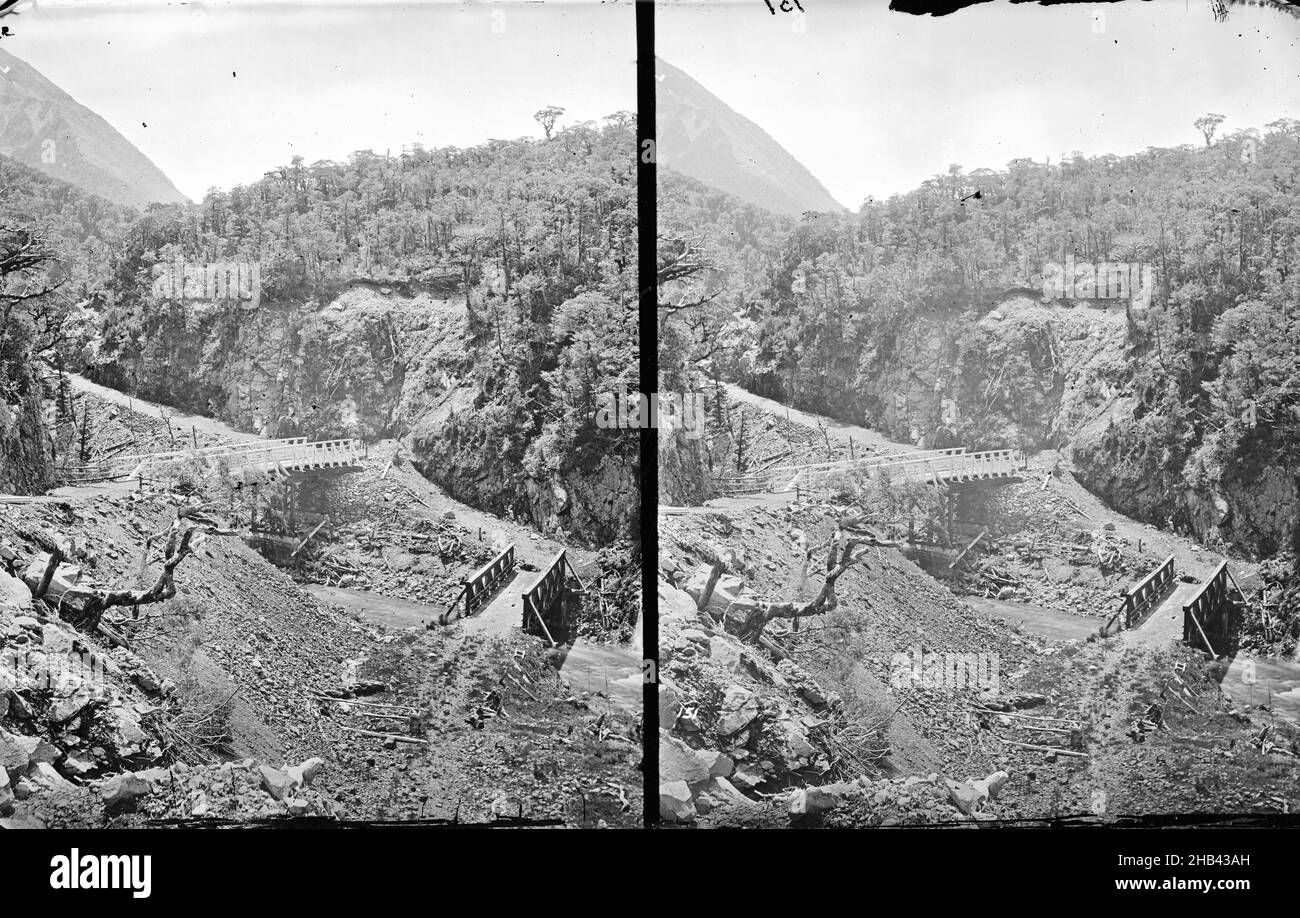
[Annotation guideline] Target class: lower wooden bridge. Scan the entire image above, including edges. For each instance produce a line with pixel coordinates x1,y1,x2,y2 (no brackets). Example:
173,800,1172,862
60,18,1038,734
58,437,366,487
712,447,1024,499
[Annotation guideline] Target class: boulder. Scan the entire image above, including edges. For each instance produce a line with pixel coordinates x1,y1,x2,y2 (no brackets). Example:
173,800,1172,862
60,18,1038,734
714,575,744,599
49,685,97,725
716,686,761,735
680,628,711,646
659,781,695,823
732,763,766,789
0,570,32,618
284,757,326,789
258,764,295,801
100,773,153,808
0,815,45,829
970,770,1010,800
700,749,734,779
62,755,96,777
682,565,717,604
788,784,844,817
658,681,681,730
190,791,210,817
659,734,710,787
944,778,988,815
708,636,744,673
0,728,57,773
704,776,755,807
658,582,700,623
30,762,76,795
771,713,817,768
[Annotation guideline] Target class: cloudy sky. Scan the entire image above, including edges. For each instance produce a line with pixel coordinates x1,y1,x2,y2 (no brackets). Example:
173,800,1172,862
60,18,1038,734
5,0,635,200
659,0,1300,210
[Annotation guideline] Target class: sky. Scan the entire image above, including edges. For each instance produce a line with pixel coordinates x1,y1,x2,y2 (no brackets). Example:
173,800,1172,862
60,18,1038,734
4,0,636,200
658,0,1300,211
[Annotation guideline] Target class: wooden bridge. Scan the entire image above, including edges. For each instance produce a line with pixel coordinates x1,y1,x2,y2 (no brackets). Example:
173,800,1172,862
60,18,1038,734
59,437,366,487
713,447,1024,498
439,543,516,625
1103,554,1242,654
1181,561,1243,655
1103,554,1176,635
522,549,584,645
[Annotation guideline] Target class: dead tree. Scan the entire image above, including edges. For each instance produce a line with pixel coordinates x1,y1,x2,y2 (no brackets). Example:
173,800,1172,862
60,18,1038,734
24,518,202,634
736,538,865,642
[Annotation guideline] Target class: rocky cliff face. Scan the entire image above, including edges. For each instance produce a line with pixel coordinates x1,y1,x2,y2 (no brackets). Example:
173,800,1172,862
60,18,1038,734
87,284,635,545
658,424,714,507
751,296,1129,454
0,361,53,495
749,293,1291,557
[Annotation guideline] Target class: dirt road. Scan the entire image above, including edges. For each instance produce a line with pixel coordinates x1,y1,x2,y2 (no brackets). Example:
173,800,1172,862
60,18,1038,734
63,372,259,443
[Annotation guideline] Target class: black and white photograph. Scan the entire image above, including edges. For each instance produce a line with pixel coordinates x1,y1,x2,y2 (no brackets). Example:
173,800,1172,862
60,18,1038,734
0,0,642,834
656,0,1300,835
4,0,1300,900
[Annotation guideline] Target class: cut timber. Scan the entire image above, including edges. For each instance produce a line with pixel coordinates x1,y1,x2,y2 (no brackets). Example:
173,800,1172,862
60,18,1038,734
696,561,723,612
291,517,329,558
949,528,988,570
1185,606,1217,657
531,606,558,647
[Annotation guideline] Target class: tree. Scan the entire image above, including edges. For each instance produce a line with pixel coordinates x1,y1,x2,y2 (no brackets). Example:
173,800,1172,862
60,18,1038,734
1194,113,1226,147
533,105,565,140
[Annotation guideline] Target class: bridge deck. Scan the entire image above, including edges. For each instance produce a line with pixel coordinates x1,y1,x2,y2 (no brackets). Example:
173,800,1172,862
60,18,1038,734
61,437,366,486
1125,580,1204,648
713,447,1023,498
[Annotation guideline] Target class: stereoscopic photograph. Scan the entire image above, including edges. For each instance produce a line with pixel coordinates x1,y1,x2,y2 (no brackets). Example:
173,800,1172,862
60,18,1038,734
0,0,641,835
656,0,1300,832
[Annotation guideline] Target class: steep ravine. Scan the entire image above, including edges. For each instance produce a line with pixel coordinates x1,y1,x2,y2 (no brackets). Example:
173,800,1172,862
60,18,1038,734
745,293,1288,559
85,284,636,545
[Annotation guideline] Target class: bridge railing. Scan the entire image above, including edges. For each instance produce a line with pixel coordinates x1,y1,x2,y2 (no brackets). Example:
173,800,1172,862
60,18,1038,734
1183,561,1239,654
132,438,365,481
522,549,572,644
714,448,967,496
1104,554,1175,634
786,448,1023,497
440,544,516,624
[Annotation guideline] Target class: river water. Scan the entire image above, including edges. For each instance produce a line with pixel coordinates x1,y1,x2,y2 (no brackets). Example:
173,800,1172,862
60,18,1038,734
306,582,641,714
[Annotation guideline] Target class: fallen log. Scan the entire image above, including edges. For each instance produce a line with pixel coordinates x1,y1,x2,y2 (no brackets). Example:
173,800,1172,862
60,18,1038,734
997,737,1089,758
335,724,428,745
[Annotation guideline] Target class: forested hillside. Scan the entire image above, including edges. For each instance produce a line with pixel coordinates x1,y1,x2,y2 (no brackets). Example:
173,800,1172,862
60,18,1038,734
0,154,135,491
660,118,1300,556
83,116,639,544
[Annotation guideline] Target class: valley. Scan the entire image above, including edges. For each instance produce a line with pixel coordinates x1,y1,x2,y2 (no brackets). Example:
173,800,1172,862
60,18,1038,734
0,36,642,829
658,384,1300,827
654,50,1300,828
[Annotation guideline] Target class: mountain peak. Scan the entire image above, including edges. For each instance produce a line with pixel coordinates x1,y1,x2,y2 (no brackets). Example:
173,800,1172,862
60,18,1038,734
0,46,188,207
656,57,845,218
